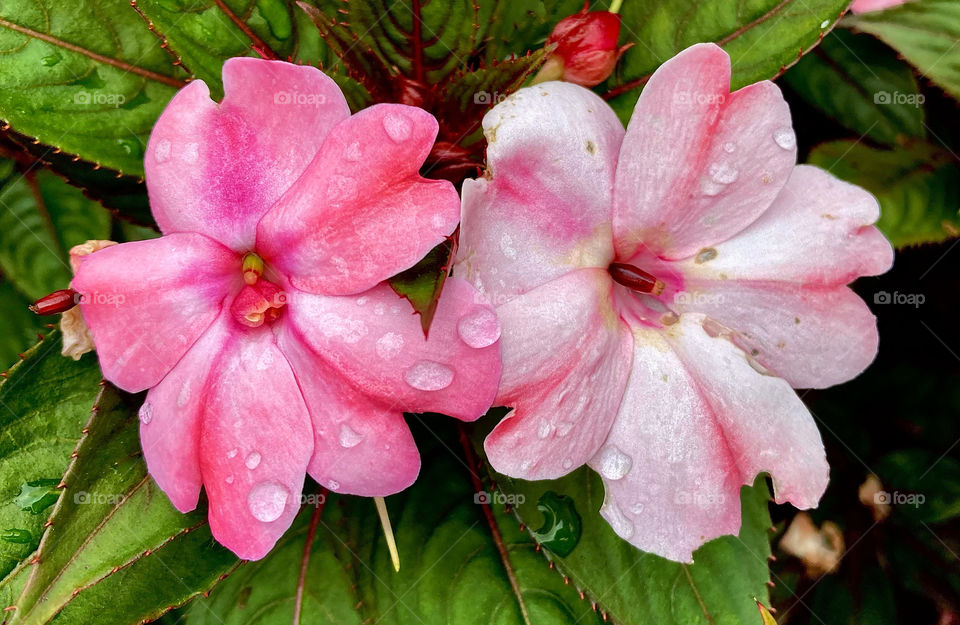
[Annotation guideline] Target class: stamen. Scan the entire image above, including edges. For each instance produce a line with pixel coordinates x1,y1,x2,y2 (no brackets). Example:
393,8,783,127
242,252,264,285
609,263,665,295
374,497,401,572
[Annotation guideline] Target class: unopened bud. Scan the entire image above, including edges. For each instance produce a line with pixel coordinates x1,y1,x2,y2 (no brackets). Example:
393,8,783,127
536,1,632,87
30,289,78,315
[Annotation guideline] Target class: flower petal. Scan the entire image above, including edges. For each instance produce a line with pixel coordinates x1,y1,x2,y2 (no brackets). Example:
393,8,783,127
199,326,313,561
457,82,623,306
139,314,233,512
484,269,633,480
591,315,828,562
673,282,880,389
613,43,796,260
146,58,349,251
258,104,459,295
72,233,238,392
277,323,421,496
286,277,501,421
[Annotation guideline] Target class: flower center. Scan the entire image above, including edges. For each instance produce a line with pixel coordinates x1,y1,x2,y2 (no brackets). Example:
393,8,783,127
608,262,665,296
230,252,286,328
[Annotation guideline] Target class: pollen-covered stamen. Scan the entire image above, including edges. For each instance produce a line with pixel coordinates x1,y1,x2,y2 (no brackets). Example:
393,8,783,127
242,252,264,285
609,263,665,296
230,280,287,328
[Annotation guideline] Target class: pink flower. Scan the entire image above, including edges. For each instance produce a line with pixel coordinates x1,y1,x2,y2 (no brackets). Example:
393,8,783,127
538,3,631,87
72,58,502,560
456,44,893,562
850,0,908,14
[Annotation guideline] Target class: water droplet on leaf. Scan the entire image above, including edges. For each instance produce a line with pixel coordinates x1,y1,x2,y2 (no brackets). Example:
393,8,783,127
14,479,60,514
530,491,582,556
1,528,33,544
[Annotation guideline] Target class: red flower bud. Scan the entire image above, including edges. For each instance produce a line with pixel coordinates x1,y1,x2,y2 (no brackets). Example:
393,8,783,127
29,288,78,315
538,2,632,87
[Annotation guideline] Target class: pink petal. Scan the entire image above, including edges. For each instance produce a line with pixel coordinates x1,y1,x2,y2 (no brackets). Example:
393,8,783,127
258,104,459,295
672,282,881,389
457,82,622,306
285,277,501,421
484,269,633,480
72,234,239,392
139,314,233,512
146,58,349,251
851,0,907,13
674,165,893,285
592,315,828,562
277,323,421,496
613,43,796,260
199,326,313,561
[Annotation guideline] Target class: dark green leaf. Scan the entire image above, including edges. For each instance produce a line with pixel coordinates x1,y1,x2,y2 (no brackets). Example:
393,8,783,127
388,238,454,335
875,449,960,524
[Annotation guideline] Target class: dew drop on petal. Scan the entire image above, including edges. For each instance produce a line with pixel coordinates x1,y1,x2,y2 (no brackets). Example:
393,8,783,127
601,504,635,540
225,475,234,484
383,112,412,142
227,448,238,459
376,332,405,360
138,402,153,425
154,139,170,163
404,361,454,391
247,482,289,522
177,382,191,408
182,142,199,163
345,141,362,162
457,308,501,349
596,444,632,481
708,162,739,185
773,127,796,150
630,502,645,514
537,422,553,439
327,479,340,491
556,422,574,437
722,142,736,153
245,451,261,470
562,458,574,470
338,423,363,448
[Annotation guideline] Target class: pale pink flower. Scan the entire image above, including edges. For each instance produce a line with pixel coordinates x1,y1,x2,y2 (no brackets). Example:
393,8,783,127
850,0,908,14
73,58,502,560
456,43,893,562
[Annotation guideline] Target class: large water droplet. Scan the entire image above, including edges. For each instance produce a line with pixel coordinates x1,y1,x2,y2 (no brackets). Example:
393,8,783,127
530,491,582,556
708,162,739,185
245,451,262,470
457,308,501,349
383,112,412,142
404,361,454,391
773,127,796,150
14,479,60,514
138,402,153,425
248,482,288,522
376,332,404,360
595,444,632,481
338,423,363,448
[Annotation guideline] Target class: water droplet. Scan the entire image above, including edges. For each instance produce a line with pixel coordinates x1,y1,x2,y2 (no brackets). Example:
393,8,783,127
500,234,518,259
820,19,829,28
225,475,234,484
41,53,61,67
630,502,645,514
247,482,289,522
227,448,238,459
14,479,60,514
595,444,632,480
182,141,199,163
376,332,404,360
773,127,796,150
1,528,33,544
557,422,574,437
537,422,553,439
245,451,262,470
154,139,171,163
138,402,153,425
345,141,362,162
327,479,340,491
457,308,501,349
601,504,635,539
708,162,739,185
383,112,412,142
562,458,574,469
404,361,454,391
116,137,142,157
530,491,582,556
338,423,363,448
356,296,368,306
722,142,736,153
177,382,191,408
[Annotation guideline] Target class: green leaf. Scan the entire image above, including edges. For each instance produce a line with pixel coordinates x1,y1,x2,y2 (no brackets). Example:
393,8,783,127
132,0,330,98
5,380,238,625
0,0,184,176
0,159,110,300
606,0,850,120
0,333,102,585
188,422,606,625
0,278,45,369
847,0,960,101
388,239,453,335
807,140,960,247
495,467,774,625
482,1,584,61
782,29,925,146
